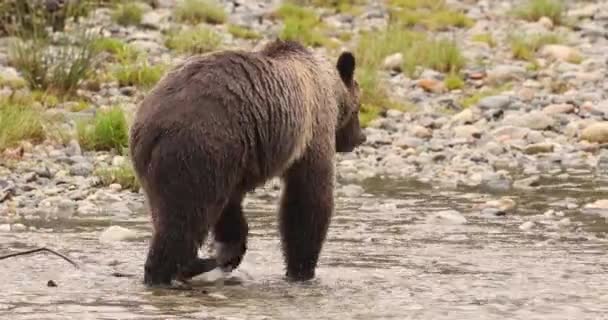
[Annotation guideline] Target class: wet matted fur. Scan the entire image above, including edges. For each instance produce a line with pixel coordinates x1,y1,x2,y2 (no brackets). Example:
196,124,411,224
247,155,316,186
129,39,366,286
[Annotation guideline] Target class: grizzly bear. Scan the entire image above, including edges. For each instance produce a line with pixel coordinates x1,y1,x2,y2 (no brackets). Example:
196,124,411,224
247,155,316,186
129,39,366,286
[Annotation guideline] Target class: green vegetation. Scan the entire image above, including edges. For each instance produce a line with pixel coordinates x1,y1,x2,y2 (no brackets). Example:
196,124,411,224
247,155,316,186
0,75,27,89
112,58,166,89
0,99,46,151
350,24,468,125
30,90,60,108
173,0,226,25
512,0,565,25
77,106,129,152
290,0,365,14
91,37,141,63
403,37,465,75
356,67,411,127
353,28,420,126
165,26,222,54
355,26,464,76
228,24,262,40
472,33,496,48
388,0,474,31
275,3,331,47
444,72,464,90
7,30,99,96
509,32,562,61
111,1,145,26
94,161,140,192
0,0,93,38
355,27,422,68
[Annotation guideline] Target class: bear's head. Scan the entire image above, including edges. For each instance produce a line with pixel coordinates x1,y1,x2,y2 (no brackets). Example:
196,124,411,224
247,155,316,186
335,52,366,153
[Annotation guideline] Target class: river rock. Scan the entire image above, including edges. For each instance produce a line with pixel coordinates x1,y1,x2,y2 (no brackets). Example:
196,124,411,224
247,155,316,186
524,142,554,154
519,221,535,230
339,184,364,197
478,95,511,110
557,218,571,227
539,44,582,62
477,197,516,215
486,65,527,84
395,136,424,149
450,108,476,125
99,226,138,243
70,162,93,177
77,201,100,216
543,103,574,115
427,210,467,224
582,199,608,217
538,16,554,29
453,125,482,139
480,171,512,191
418,78,446,93
513,175,541,189
411,125,432,139
65,140,82,157
583,100,608,117
0,66,26,88
491,126,530,141
580,122,608,143
141,10,166,30
503,111,555,130
382,53,403,71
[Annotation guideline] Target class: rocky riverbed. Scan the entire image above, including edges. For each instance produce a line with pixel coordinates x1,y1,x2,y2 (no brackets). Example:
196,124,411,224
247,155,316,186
2,1,608,319
1,0,608,235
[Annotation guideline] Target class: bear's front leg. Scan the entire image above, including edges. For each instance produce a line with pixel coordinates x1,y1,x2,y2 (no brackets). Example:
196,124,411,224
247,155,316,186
279,148,334,282
213,193,249,272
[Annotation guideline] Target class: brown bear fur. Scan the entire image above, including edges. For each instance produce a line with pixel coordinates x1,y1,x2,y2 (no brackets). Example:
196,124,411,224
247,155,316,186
129,39,366,286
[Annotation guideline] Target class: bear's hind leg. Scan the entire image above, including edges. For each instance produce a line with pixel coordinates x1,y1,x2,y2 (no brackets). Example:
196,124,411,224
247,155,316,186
213,193,248,272
144,211,203,287
144,201,223,286
279,149,334,282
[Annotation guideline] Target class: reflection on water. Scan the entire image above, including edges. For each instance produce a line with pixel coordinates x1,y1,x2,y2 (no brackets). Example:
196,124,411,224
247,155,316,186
1,174,607,320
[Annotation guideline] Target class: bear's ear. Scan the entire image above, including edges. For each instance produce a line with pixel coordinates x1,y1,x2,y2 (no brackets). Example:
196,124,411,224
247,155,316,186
336,52,356,86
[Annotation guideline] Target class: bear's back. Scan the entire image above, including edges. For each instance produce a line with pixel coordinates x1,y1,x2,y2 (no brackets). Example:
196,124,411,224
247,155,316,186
131,45,336,189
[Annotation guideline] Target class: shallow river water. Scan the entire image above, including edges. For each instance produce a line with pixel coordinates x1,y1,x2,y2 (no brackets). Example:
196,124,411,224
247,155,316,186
1,174,607,320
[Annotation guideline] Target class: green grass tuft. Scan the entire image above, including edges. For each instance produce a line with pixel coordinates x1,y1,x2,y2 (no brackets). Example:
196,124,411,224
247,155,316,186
165,26,222,54
509,32,562,61
472,33,496,47
0,0,94,38
388,0,474,31
94,161,140,192
227,24,262,40
91,37,141,63
8,30,98,96
444,72,464,90
356,66,412,127
111,2,145,26
290,0,365,14
512,0,565,25
173,0,226,25
403,37,465,76
77,105,129,152
0,75,27,89
112,59,166,89
275,3,332,48
0,99,46,151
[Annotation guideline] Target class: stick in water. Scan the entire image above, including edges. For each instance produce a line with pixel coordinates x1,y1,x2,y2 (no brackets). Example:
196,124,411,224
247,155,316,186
0,247,79,269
